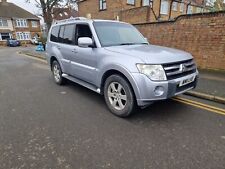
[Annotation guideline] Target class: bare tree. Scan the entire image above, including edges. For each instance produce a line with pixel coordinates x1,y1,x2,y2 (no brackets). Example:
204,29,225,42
26,0,77,30
213,0,225,10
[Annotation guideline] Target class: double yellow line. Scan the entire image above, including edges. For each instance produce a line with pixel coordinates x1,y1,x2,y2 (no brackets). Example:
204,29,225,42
173,97,225,116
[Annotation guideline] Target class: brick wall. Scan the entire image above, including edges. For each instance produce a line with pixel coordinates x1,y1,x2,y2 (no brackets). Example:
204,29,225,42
134,12,225,71
78,0,206,23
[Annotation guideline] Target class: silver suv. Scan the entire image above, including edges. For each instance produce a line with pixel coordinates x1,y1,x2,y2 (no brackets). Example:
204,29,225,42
46,18,198,117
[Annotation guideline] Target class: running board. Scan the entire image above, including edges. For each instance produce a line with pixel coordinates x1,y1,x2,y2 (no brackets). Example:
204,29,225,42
62,74,101,94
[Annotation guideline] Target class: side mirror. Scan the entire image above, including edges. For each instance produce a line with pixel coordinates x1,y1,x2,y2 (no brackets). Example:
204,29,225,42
78,37,93,48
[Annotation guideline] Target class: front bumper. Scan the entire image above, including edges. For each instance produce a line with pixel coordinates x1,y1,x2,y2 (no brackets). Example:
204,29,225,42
132,71,199,106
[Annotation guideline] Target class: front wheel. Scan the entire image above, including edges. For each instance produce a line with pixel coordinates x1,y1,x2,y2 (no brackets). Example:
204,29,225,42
104,75,136,117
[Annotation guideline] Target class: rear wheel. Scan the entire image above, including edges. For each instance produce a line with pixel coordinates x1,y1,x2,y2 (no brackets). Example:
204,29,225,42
52,60,65,85
104,75,136,117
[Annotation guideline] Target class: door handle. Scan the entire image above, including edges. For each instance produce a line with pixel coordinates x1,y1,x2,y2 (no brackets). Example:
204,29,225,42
57,46,61,50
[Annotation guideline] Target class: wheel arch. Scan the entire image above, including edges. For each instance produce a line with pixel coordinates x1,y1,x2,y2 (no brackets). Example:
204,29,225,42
100,69,141,100
50,56,58,70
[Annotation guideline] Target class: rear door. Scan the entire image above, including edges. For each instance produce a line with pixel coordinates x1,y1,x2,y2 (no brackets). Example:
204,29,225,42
57,24,76,74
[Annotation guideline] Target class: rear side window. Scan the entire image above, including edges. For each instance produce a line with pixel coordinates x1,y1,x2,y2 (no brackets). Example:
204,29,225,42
63,24,75,45
50,26,59,42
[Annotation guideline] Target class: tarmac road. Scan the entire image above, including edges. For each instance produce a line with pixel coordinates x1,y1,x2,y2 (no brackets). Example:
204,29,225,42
0,47,225,169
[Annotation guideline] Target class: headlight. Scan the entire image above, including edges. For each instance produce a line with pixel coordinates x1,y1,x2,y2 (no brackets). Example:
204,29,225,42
136,64,167,81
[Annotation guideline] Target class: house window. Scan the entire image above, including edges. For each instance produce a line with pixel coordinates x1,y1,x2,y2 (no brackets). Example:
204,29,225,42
16,19,28,27
142,0,153,7
0,33,11,41
31,21,38,27
127,0,135,5
160,0,169,15
180,3,184,12
196,7,202,13
99,0,106,10
187,5,193,14
0,19,8,27
16,32,30,40
172,2,178,11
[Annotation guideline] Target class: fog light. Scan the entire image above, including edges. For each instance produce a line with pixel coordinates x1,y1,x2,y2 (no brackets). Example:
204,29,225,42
154,86,164,96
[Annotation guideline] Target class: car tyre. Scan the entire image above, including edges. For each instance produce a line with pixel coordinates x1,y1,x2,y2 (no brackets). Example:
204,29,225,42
52,60,65,85
104,74,136,117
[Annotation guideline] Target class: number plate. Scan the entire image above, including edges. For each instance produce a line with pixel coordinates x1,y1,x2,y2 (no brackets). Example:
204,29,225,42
179,76,195,87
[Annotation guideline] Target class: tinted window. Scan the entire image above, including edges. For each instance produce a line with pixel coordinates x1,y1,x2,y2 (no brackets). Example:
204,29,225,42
75,24,92,45
50,26,59,42
58,26,65,43
63,24,75,45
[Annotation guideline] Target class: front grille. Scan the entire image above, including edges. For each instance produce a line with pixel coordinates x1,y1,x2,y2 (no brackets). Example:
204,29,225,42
163,59,196,80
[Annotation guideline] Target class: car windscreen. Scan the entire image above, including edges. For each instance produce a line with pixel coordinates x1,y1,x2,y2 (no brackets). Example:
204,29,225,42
93,22,147,47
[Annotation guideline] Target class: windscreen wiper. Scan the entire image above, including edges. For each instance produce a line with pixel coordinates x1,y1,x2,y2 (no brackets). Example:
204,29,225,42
119,42,148,46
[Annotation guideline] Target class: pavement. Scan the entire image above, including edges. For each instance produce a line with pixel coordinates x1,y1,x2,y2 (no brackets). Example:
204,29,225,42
0,47,225,169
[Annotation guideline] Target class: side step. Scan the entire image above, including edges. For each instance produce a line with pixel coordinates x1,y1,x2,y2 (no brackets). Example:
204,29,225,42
62,74,101,94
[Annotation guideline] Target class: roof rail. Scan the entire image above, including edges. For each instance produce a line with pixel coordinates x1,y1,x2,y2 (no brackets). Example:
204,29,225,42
54,17,87,24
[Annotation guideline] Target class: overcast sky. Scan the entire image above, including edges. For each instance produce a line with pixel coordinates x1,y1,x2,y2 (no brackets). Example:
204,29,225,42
8,0,39,14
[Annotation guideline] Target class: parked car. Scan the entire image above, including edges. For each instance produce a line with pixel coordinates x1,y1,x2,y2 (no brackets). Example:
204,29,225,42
46,18,199,117
31,37,39,45
6,38,21,47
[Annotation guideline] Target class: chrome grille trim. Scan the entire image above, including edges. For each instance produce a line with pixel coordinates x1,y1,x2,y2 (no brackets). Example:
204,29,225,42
163,59,196,80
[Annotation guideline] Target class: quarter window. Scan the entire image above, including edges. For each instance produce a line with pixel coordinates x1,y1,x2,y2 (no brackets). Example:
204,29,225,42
50,26,60,42
99,0,107,10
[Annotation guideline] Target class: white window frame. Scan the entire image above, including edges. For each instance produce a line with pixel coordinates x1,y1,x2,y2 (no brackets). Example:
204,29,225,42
187,5,193,14
15,19,28,28
16,32,31,40
196,7,202,13
160,0,169,15
142,0,153,7
172,2,178,11
180,3,184,12
127,0,135,5
31,21,38,28
99,0,107,10
0,19,8,27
